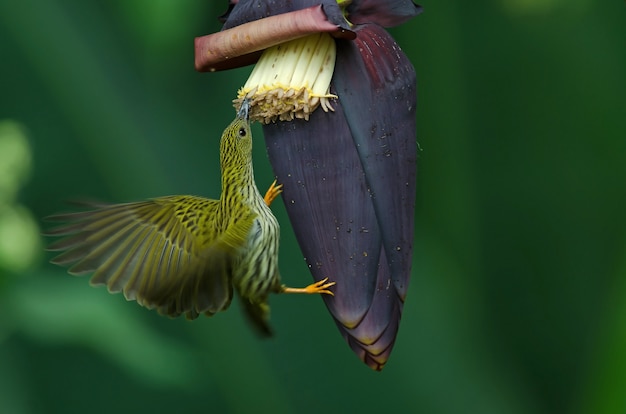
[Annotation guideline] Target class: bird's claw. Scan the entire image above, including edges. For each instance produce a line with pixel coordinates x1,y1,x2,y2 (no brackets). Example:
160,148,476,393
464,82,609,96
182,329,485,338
281,277,336,296
263,179,283,207
304,277,336,296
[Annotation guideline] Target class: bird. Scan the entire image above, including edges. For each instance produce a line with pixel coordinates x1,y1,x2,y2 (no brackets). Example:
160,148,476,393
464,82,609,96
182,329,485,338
45,99,335,335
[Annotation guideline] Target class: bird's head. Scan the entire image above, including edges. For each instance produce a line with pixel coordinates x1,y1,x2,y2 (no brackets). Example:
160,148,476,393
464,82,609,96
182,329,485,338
221,99,253,167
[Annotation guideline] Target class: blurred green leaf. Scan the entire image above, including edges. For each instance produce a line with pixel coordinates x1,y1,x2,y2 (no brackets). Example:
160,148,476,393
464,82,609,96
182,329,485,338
5,272,197,388
0,121,32,205
0,205,41,273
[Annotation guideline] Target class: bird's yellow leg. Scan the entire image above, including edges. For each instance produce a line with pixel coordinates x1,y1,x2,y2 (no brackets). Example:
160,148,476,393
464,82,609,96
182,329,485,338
263,179,283,207
281,278,336,296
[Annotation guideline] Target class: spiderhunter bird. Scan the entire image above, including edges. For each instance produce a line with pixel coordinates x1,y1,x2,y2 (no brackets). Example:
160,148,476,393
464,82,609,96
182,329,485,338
45,99,335,335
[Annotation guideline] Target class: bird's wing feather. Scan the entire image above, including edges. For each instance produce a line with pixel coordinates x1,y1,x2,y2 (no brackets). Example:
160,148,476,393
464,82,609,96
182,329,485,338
46,196,255,319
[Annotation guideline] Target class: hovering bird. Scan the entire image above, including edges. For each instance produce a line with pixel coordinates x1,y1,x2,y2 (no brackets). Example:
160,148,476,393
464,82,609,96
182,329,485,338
45,100,335,335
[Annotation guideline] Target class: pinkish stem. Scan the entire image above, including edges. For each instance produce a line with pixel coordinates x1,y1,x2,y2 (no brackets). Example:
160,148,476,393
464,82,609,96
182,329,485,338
195,5,354,72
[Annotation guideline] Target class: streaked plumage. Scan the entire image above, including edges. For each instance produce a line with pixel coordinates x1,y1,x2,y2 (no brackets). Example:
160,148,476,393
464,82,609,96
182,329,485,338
46,100,334,335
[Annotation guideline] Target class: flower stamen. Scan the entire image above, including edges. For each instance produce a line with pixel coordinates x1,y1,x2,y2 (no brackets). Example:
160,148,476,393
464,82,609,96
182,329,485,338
234,33,337,124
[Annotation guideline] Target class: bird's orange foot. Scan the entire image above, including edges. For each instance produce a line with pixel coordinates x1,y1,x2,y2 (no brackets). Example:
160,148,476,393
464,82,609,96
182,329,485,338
282,278,336,296
263,179,283,207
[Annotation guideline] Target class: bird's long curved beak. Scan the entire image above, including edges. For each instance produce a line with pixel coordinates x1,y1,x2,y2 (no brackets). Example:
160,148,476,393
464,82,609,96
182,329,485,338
238,98,250,121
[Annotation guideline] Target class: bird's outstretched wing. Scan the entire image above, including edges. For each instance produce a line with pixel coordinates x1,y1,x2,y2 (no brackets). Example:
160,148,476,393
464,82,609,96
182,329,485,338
45,196,256,319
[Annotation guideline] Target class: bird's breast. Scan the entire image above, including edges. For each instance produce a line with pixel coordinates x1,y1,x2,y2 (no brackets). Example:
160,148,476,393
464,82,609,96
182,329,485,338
233,202,281,300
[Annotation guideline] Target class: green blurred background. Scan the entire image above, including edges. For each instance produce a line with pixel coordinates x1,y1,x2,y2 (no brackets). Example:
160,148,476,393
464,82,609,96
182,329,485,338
1,1,625,413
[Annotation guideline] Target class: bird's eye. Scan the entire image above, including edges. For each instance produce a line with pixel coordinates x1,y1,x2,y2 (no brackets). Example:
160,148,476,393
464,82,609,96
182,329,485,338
238,127,246,137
